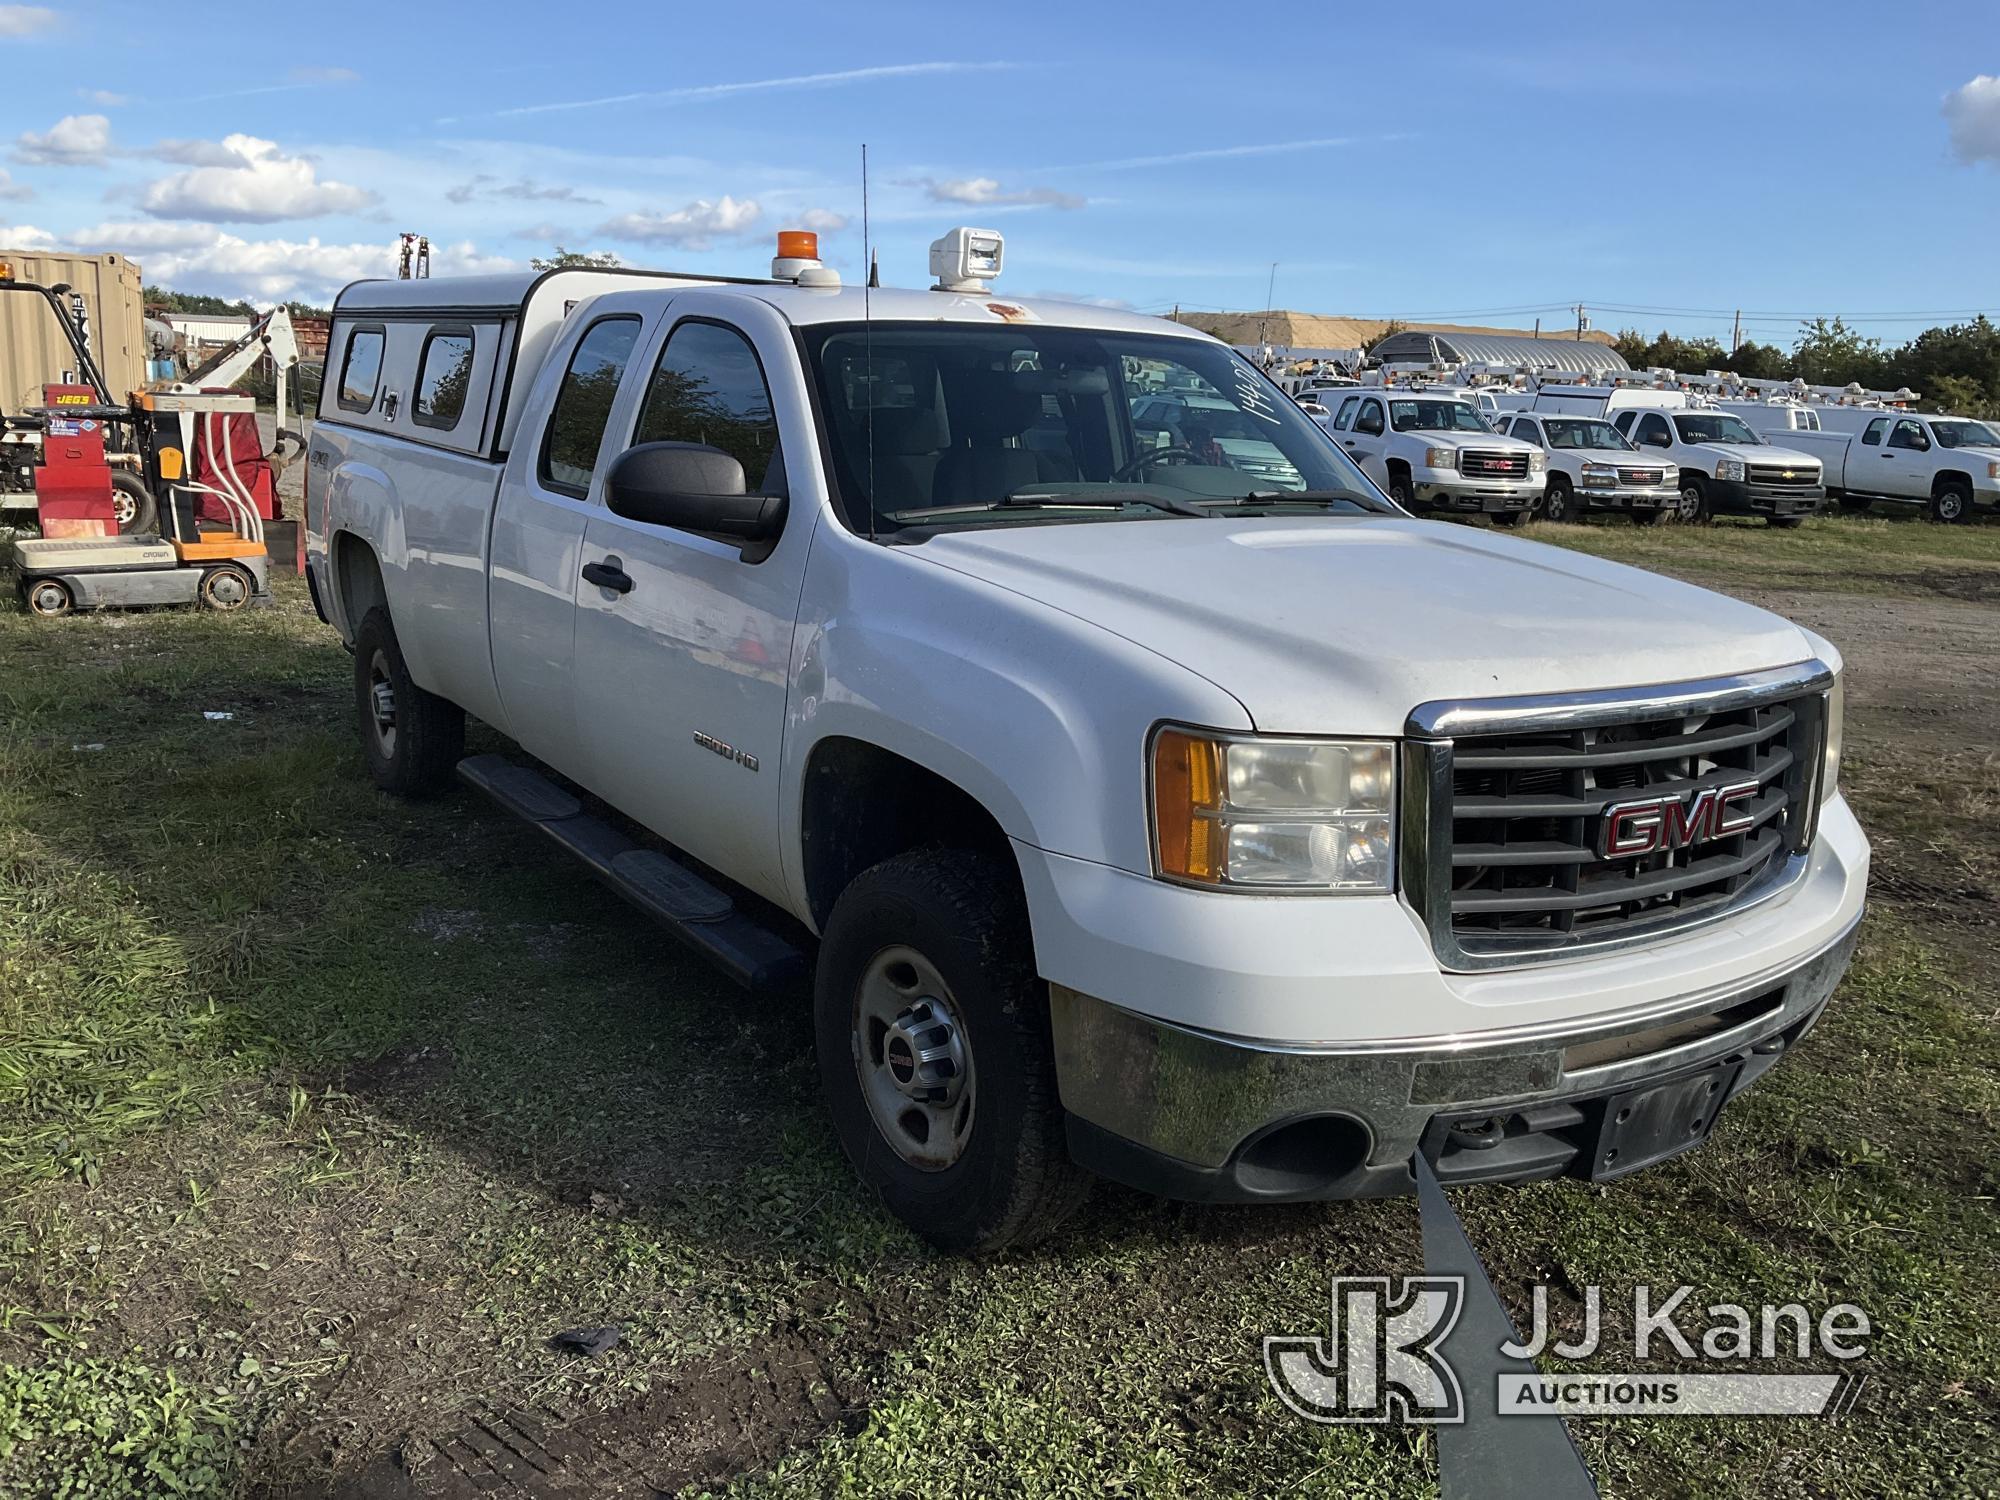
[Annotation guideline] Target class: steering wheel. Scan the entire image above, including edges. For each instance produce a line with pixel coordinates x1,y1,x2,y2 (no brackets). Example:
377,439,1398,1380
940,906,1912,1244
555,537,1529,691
1114,445,1198,482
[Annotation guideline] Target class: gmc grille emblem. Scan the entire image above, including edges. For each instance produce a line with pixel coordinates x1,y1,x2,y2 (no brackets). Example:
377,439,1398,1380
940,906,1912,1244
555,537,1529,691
1601,780,1760,858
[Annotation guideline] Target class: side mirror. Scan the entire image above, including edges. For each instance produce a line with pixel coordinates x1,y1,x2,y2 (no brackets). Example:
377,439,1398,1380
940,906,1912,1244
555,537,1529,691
604,442,787,545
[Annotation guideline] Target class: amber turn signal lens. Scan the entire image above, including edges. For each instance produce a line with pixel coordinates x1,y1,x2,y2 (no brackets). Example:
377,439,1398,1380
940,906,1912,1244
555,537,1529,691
157,447,184,481
1153,729,1224,882
776,230,819,261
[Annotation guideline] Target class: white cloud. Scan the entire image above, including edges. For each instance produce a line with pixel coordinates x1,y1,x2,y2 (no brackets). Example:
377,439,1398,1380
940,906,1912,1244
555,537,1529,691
0,222,58,248
0,5,56,37
1944,75,2000,165
797,208,848,233
446,174,600,206
125,230,515,302
0,168,30,202
916,176,1083,210
598,195,761,248
139,135,375,223
13,113,112,166
471,60,1014,123
66,220,223,252
147,138,250,167
79,88,130,107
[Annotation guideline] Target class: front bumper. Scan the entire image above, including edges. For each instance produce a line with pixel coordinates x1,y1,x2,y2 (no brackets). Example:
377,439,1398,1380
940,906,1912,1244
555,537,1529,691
1053,916,1861,1202
1414,475,1542,513
1708,478,1826,516
1577,485,1673,512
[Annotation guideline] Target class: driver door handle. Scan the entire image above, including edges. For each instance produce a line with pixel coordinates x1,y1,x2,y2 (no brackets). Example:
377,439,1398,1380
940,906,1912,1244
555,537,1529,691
581,559,633,594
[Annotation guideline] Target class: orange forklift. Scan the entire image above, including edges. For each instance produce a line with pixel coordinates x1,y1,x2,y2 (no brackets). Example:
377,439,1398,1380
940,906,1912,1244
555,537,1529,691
3,262,279,617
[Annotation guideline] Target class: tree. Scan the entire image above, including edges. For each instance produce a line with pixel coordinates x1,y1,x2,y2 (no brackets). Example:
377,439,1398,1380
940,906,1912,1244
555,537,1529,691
1725,341,1789,380
143,284,256,316
1792,317,1889,389
530,246,621,270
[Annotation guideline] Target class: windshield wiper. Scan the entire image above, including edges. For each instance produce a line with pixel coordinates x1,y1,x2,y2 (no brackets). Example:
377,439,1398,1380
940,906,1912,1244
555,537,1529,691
992,489,1211,517
1207,489,1383,512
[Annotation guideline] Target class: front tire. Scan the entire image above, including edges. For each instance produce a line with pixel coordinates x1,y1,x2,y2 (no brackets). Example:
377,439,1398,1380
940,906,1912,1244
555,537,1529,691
1541,476,1574,524
353,606,464,798
198,562,255,611
23,577,74,617
1931,482,1971,524
1675,477,1710,525
815,848,1089,1254
1387,469,1416,510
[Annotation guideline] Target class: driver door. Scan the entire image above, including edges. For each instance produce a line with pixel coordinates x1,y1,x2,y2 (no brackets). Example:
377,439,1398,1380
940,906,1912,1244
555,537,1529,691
569,294,821,908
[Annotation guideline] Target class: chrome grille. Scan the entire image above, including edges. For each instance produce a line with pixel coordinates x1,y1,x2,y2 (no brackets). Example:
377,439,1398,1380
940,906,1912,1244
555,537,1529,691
1617,466,1665,485
1402,664,1832,970
1747,462,1818,487
1459,449,1529,478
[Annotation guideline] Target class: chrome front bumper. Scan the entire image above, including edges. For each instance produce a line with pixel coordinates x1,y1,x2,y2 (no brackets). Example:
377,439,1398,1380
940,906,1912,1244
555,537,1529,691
1053,915,1861,1202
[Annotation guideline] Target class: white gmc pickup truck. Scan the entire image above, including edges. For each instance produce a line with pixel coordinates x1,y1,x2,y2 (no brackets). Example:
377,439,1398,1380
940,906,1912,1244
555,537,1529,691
304,228,1867,1252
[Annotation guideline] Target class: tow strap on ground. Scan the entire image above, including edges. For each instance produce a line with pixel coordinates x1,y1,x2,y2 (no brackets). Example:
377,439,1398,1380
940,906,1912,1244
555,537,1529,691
1416,1155,1600,1499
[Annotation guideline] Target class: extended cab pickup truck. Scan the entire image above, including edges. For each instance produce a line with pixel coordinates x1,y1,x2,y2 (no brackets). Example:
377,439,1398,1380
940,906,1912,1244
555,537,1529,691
1323,389,1546,523
1771,411,2000,523
304,230,1867,1252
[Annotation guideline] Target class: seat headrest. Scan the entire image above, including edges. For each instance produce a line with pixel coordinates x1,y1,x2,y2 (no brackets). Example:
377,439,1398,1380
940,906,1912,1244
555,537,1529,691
952,370,1043,443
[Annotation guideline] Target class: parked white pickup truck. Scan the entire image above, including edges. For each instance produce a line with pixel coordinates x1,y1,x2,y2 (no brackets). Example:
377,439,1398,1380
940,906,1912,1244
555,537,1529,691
1771,411,2000,522
1323,389,1545,523
304,228,1867,1252
1496,411,1678,524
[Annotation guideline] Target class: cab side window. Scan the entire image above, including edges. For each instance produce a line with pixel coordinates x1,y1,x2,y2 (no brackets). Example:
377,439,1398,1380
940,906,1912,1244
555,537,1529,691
337,327,384,413
1888,419,1929,451
1635,414,1672,447
1510,419,1539,444
540,316,642,497
635,320,782,490
1332,396,1359,431
1354,400,1385,436
1612,411,1636,435
1860,417,1887,446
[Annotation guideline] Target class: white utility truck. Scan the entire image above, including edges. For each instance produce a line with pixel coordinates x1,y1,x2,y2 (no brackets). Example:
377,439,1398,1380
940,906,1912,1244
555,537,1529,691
1322,388,1545,522
305,227,1867,1252
1768,411,2000,522
1497,411,1678,524
1532,386,1826,526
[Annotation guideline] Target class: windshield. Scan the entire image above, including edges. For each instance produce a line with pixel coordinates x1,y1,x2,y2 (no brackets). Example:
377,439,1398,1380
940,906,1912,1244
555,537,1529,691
1389,399,1489,433
1931,418,2000,448
1544,418,1634,451
1672,412,1760,445
802,323,1389,533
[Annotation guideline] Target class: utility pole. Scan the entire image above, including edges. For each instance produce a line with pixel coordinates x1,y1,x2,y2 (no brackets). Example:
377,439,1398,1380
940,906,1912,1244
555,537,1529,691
1731,308,1742,351
1171,302,1180,325
1533,317,1541,338
1258,261,1278,347
1574,302,1586,340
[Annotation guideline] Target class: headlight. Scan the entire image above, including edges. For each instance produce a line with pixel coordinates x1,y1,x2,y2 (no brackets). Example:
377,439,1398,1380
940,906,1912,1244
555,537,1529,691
1820,676,1844,804
1425,446,1458,470
1661,466,1679,486
1151,729,1395,892
1715,459,1746,482
1527,451,1547,473
1580,462,1617,487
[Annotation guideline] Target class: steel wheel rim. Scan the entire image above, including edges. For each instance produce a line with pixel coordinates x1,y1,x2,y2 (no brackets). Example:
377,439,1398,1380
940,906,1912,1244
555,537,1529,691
207,569,249,609
1940,493,1964,520
29,581,69,616
1677,484,1703,522
852,944,974,1171
367,649,397,757
112,491,136,526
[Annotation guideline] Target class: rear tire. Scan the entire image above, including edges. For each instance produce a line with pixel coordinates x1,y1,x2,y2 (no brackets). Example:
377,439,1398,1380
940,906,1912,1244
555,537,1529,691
815,847,1090,1254
1931,481,1971,524
109,471,159,536
198,562,255,611
353,606,464,798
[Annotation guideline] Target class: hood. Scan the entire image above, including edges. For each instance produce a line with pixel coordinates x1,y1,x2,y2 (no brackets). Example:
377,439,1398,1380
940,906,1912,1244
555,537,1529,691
913,517,1815,735
1408,429,1536,450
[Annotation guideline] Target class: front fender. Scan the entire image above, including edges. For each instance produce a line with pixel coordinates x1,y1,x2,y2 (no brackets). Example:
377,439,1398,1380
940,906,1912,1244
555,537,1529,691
779,527,1251,917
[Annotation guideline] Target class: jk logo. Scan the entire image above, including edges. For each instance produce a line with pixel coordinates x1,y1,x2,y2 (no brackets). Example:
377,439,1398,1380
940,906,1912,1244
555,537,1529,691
1264,1276,1466,1424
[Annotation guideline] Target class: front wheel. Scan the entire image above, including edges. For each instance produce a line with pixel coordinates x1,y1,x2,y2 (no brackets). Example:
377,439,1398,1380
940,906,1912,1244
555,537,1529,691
198,562,255,611
1675,477,1710,525
353,607,465,798
1931,482,1971,524
1540,476,1574,524
1386,470,1416,510
23,576,74,617
815,848,1090,1254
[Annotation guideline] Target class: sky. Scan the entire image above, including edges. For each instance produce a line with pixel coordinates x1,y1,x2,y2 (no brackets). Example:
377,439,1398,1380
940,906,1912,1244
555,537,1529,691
3,0,1999,348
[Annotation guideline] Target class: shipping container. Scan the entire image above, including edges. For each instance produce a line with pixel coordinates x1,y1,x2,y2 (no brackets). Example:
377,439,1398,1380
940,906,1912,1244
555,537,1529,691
0,249,147,417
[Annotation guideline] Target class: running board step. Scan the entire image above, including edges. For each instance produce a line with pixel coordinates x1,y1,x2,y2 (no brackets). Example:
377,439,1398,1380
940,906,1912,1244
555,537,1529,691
457,753,804,992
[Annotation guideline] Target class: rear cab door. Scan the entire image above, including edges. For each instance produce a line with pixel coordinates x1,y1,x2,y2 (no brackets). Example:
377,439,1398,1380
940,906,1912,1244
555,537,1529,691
1344,395,1388,481
489,292,661,773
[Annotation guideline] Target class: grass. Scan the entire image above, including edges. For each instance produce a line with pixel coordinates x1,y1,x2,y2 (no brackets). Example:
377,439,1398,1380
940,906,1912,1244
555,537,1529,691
0,519,1996,1496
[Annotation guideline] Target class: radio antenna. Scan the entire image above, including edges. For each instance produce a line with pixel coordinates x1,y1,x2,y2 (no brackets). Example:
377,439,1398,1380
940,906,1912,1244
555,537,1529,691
862,142,877,544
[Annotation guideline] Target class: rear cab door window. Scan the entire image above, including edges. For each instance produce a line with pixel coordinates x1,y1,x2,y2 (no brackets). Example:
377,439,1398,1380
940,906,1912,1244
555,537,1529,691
336,326,385,413
539,315,645,497
1860,417,1887,446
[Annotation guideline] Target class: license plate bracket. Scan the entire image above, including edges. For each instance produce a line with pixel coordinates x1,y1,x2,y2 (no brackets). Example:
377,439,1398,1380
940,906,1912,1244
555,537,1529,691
1585,1062,1743,1181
